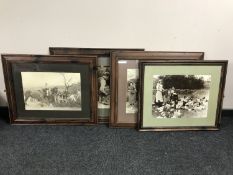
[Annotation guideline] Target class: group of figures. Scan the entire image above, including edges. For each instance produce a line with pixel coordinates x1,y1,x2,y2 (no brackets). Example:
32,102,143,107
152,75,210,119
24,86,81,110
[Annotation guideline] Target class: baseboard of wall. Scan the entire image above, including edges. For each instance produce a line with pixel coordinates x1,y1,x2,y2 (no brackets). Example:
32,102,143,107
221,109,233,117
0,106,9,123
0,107,232,124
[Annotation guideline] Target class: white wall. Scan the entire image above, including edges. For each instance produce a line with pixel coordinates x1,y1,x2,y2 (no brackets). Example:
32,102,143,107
0,0,233,108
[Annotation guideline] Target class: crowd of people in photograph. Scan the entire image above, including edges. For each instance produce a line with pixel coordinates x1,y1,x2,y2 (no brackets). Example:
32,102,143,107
153,79,209,118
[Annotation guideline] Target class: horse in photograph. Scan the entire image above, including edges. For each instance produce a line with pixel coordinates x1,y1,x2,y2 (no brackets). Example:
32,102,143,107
24,90,43,104
42,87,59,107
51,88,81,106
55,92,67,104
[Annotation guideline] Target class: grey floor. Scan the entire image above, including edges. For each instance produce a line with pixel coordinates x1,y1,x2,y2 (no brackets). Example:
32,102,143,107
0,115,233,175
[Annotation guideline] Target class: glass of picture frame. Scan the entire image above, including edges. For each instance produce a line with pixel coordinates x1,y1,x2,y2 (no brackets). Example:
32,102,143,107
2,54,97,125
49,47,144,123
110,51,205,128
138,60,228,131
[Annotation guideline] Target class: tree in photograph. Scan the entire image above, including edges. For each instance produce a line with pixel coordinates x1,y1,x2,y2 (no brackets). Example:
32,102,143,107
60,73,73,97
158,75,205,89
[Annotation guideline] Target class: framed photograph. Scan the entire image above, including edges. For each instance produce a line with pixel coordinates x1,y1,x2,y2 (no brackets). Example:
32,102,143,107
138,60,228,131
110,51,204,128
2,54,97,125
49,47,144,123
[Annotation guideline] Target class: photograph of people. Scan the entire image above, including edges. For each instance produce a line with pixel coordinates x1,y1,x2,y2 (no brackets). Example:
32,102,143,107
97,66,110,108
152,75,210,119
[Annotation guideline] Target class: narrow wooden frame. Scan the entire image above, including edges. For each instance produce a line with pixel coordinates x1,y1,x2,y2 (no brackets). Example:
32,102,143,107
49,47,144,123
110,51,204,128
2,54,98,125
138,60,228,131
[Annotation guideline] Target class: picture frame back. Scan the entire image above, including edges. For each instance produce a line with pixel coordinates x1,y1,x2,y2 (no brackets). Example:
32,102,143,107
110,51,204,128
138,60,227,131
2,54,98,125
49,47,145,123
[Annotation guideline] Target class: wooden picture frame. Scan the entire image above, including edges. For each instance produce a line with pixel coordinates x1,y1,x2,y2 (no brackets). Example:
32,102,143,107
49,47,144,123
110,51,204,128
138,60,227,131
2,54,98,125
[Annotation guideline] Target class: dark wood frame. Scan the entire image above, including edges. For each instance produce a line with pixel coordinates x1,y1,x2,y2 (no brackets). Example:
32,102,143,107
138,60,228,131
49,47,144,56
110,51,205,128
49,47,144,123
2,54,98,125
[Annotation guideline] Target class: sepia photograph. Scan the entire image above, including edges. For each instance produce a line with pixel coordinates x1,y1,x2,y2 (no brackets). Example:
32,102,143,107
97,66,110,109
152,75,211,119
21,72,82,111
126,69,139,114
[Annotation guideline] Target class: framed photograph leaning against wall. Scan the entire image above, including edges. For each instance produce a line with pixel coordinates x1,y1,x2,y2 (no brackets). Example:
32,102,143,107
110,51,204,128
49,47,144,123
138,60,228,131
2,54,97,125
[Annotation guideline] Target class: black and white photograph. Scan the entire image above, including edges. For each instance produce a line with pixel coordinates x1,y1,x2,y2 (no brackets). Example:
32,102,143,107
126,69,139,114
21,72,82,111
97,66,110,109
152,75,211,118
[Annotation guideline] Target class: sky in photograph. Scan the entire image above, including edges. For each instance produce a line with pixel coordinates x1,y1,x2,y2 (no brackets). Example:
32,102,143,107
21,72,81,89
127,69,139,80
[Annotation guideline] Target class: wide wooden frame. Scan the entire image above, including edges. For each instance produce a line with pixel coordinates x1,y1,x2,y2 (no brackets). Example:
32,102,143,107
138,60,228,131
110,51,204,128
2,54,98,125
49,47,144,123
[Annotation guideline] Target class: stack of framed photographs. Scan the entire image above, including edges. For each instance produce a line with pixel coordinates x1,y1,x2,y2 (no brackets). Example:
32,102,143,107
109,51,205,128
1,48,228,131
49,47,144,123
